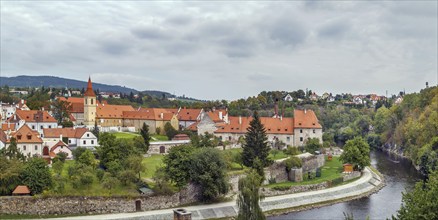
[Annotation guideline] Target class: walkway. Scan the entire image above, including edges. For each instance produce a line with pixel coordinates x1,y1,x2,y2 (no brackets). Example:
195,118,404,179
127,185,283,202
54,167,383,220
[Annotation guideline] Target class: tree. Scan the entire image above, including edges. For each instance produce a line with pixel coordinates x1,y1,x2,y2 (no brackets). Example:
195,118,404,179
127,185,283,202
51,99,71,124
4,137,25,161
395,171,438,219
140,123,151,151
92,120,99,139
52,160,64,176
101,172,119,192
72,147,87,160
124,154,145,180
188,148,229,201
0,157,24,195
164,122,178,140
77,149,97,168
163,144,195,188
20,157,52,194
236,170,265,220
153,167,173,195
305,138,322,154
242,111,271,168
339,137,370,171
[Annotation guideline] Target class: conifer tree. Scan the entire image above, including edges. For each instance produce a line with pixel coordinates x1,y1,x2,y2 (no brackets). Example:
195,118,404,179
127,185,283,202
140,123,151,150
242,111,271,168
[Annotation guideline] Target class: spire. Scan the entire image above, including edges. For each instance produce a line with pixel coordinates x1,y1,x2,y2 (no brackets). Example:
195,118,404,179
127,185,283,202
84,76,96,97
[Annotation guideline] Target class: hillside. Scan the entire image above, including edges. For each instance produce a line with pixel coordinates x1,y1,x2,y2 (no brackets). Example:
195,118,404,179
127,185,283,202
0,75,172,98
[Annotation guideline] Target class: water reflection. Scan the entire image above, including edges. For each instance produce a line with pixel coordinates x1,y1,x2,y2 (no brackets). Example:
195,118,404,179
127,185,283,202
269,150,421,220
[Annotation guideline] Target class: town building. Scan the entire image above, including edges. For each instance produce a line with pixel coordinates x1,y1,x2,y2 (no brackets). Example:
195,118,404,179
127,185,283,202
6,110,58,135
42,127,98,150
83,77,97,127
4,124,44,157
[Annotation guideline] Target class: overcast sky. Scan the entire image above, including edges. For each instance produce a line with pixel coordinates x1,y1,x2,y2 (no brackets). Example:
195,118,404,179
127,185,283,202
1,1,437,100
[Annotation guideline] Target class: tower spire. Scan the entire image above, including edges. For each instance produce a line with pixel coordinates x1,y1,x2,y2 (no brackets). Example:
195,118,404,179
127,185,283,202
84,76,96,97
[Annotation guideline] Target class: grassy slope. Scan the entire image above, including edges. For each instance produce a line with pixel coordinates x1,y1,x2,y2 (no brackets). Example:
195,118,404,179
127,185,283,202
141,155,164,179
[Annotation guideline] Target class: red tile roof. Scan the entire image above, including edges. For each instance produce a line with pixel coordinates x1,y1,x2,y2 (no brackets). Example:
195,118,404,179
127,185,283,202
9,124,43,143
135,108,177,121
186,122,199,131
96,104,135,118
12,110,57,123
84,77,96,97
49,140,68,152
0,130,7,143
1,123,16,131
215,116,294,135
293,109,322,129
43,127,88,139
12,185,31,195
207,110,227,123
178,109,202,121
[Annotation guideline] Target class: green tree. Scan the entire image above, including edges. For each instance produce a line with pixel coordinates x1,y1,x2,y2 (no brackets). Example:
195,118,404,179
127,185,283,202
242,111,271,168
236,170,265,220
4,137,25,161
163,144,195,188
395,171,438,219
0,158,24,195
124,154,145,180
77,149,97,168
52,160,64,176
305,138,322,154
188,148,229,201
92,120,99,139
153,167,173,195
101,172,119,191
140,123,151,151
339,137,371,171
133,136,148,154
72,147,87,160
51,99,72,124
164,122,178,140
20,157,52,194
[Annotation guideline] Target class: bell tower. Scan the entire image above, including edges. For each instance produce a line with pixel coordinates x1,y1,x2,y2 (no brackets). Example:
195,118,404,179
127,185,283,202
83,77,97,127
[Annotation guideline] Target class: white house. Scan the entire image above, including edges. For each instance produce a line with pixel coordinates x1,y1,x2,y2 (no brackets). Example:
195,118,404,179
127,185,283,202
0,103,16,122
42,127,98,150
5,124,44,157
7,110,58,135
284,94,294,102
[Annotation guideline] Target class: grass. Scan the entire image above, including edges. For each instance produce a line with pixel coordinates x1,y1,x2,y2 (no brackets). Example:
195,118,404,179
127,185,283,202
112,132,140,139
141,154,164,179
269,150,289,161
266,156,344,188
151,134,169,141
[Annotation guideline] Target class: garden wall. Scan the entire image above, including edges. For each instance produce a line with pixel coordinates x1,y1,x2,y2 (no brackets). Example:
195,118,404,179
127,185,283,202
0,184,200,216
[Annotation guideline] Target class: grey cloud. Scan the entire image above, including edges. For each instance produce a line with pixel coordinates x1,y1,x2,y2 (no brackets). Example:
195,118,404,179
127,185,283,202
247,73,273,81
166,14,193,26
318,20,350,39
263,16,308,47
131,26,171,40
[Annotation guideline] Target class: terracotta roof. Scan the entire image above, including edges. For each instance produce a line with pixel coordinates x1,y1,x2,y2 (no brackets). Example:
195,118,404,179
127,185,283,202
57,97,83,104
186,122,198,131
69,113,76,122
49,140,68,152
57,97,84,113
9,124,43,143
43,127,88,139
1,123,16,131
293,109,322,129
12,110,57,123
12,185,31,195
96,104,135,118
84,77,96,97
215,116,294,135
207,110,227,123
178,109,202,121
137,108,177,121
0,130,7,143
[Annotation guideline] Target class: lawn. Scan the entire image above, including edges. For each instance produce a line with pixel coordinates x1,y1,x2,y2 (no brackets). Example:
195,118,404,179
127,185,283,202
151,134,169,141
266,156,344,188
141,154,164,179
269,150,289,161
112,132,140,139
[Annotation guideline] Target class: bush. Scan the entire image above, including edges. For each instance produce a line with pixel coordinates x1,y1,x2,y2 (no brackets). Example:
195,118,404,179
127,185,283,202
283,146,300,156
284,156,302,170
272,185,290,191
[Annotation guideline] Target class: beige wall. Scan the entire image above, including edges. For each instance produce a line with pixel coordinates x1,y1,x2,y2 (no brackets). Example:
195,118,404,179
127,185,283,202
123,119,156,133
84,96,96,126
293,128,323,147
98,118,123,127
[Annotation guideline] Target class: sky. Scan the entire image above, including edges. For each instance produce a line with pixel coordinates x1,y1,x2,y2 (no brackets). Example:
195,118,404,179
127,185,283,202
1,1,437,100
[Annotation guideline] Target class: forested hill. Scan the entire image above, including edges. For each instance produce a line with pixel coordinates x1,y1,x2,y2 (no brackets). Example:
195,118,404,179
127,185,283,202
0,75,171,97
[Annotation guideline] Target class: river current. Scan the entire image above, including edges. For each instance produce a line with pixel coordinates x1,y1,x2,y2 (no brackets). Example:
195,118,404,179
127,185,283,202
269,150,421,220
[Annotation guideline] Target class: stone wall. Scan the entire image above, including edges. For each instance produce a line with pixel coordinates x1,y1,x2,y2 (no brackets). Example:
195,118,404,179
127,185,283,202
301,154,325,172
261,181,329,197
343,171,361,182
289,168,303,182
265,161,289,184
0,184,201,216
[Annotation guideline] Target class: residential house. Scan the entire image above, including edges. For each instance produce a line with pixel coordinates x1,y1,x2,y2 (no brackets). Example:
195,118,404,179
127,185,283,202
42,127,98,150
353,96,364,105
57,97,85,124
310,92,319,101
0,103,16,122
7,110,58,135
123,108,178,133
293,109,323,146
395,96,404,105
5,124,44,157
96,103,135,132
177,108,203,129
16,99,30,110
46,140,73,160
283,94,294,102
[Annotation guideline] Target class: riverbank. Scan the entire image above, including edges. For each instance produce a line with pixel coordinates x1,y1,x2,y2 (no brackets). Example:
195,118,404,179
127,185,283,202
47,166,384,220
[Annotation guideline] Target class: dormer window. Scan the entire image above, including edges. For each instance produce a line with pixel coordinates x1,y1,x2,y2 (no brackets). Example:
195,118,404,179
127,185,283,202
277,129,280,131
27,134,31,140
299,123,302,126
312,123,316,126
17,135,22,140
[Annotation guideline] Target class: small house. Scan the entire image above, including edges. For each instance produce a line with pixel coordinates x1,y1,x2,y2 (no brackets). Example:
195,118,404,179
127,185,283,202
343,163,353,173
12,185,31,196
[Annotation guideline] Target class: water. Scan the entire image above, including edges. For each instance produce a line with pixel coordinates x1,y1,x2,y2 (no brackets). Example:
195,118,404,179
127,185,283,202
269,150,421,220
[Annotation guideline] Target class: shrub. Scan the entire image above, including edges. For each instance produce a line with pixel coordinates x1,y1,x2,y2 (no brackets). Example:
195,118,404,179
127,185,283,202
283,146,300,156
284,156,302,170
272,185,290,191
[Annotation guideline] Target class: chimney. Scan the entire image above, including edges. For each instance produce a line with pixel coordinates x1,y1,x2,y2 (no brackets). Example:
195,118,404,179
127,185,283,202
160,112,164,119
239,116,242,125
60,134,63,141
274,98,279,118
21,99,24,104
219,111,223,120
14,114,16,120
280,115,282,121
304,109,307,114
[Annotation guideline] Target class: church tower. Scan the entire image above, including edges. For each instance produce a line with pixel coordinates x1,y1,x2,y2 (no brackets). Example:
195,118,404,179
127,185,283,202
83,77,97,127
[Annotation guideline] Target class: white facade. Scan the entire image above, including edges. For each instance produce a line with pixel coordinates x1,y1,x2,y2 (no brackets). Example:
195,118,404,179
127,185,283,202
76,131,98,149
0,104,16,121
27,122,59,135
6,142,43,157
293,128,323,147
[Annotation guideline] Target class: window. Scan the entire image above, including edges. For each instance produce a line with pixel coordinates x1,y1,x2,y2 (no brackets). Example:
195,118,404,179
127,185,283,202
49,125,51,128
91,98,94,105
87,133,90,137
85,99,87,105
68,140,71,144
313,129,316,134
17,135,22,140
32,125,35,129
35,145,38,150
300,129,303,133
287,137,290,142
91,140,94,145
229,136,232,141
23,145,26,151
83,140,86,145
300,137,303,142
40,125,43,129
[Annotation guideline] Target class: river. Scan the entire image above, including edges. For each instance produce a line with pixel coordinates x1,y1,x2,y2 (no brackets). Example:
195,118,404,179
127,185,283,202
269,150,421,220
